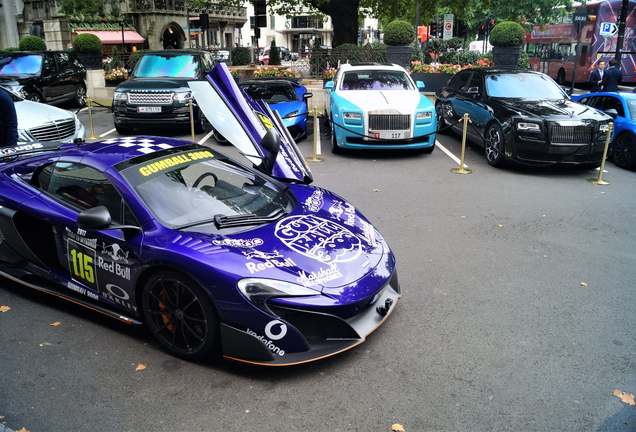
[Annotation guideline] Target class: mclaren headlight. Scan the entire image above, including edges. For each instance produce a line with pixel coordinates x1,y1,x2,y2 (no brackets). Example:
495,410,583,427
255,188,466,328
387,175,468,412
174,91,192,103
284,110,298,119
113,90,127,102
238,278,318,310
517,122,541,132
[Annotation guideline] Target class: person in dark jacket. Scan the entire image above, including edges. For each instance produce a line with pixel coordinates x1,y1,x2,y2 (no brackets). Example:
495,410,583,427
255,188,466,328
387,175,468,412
602,59,623,92
588,60,606,92
0,85,18,148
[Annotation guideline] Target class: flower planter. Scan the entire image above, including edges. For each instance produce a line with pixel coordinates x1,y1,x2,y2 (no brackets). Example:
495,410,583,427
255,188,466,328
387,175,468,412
492,46,521,69
410,72,453,93
386,45,412,67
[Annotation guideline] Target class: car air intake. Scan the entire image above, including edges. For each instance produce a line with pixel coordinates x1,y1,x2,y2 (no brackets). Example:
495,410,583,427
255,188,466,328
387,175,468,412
127,92,174,105
549,123,593,145
28,119,76,142
368,114,410,131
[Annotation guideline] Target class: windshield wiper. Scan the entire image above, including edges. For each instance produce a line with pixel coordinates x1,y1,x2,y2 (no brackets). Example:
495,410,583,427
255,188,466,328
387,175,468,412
177,208,286,230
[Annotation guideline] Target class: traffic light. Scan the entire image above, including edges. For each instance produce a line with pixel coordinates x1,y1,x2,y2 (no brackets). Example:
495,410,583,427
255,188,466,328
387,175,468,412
429,20,438,38
253,0,267,27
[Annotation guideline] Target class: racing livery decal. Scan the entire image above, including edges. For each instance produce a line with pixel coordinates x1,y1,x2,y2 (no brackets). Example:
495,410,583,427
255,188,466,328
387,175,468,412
243,249,296,274
303,189,324,213
274,214,362,264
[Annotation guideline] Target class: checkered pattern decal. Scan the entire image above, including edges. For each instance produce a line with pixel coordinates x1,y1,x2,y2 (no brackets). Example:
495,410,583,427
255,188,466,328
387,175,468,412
101,137,174,154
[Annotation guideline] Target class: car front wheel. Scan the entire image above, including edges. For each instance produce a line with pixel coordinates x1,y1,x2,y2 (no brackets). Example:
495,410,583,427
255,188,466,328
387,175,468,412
26,91,43,103
74,85,86,107
331,130,343,154
613,132,636,170
436,103,447,134
141,271,219,361
484,124,506,167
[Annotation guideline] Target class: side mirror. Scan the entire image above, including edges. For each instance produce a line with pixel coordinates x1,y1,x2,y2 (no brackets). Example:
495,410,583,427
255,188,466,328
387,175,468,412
604,108,618,118
416,80,426,91
260,128,281,175
78,206,111,230
324,80,334,90
303,92,313,99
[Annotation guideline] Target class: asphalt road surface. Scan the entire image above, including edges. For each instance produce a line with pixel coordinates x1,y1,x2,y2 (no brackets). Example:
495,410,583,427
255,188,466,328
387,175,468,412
1,107,635,432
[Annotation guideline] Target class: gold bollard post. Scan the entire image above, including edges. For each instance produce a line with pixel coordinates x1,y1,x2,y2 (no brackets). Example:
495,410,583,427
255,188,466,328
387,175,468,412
451,113,472,174
590,122,613,186
87,96,97,140
188,98,196,143
307,108,322,162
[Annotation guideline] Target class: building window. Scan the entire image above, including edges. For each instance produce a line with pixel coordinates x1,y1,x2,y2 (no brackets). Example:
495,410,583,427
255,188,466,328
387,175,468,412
269,15,275,30
291,15,322,29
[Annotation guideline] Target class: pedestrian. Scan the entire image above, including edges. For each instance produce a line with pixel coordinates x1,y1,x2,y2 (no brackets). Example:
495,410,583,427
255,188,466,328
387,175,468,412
602,59,623,92
0,59,19,148
588,60,606,92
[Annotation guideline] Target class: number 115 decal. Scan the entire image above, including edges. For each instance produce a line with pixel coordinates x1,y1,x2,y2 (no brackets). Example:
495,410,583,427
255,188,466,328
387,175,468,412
67,239,98,288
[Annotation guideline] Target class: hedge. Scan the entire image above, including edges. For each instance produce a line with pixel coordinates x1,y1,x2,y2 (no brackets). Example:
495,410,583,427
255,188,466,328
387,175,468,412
309,44,387,76
230,47,251,66
19,35,46,51
489,21,525,47
383,20,415,46
73,33,102,53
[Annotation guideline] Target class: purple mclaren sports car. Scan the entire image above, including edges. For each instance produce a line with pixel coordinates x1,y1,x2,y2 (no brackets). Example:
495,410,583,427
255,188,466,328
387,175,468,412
0,64,399,366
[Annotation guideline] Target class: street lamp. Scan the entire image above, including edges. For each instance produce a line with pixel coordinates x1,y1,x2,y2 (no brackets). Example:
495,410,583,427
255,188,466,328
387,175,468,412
120,21,126,54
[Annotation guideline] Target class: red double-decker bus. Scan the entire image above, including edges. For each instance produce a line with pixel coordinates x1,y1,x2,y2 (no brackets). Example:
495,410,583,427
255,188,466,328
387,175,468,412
526,0,635,85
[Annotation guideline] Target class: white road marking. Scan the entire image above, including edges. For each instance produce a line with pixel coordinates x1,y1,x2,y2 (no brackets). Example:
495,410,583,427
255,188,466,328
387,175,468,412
436,139,469,168
98,128,116,138
198,130,215,145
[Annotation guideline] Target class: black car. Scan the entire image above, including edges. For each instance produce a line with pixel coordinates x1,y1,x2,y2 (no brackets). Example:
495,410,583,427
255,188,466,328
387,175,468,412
112,50,216,134
436,68,613,167
0,51,87,106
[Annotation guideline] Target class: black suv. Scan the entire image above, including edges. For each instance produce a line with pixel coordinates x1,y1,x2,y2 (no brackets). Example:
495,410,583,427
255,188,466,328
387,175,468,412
436,68,613,167
0,51,87,106
112,50,216,134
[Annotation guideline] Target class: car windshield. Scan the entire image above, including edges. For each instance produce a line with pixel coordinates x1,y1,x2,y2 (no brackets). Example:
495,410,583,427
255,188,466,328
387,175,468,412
241,83,296,103
121,148,290,229
340,70,413,91
626,98,636,122
0,54,43,76
486,72,566,100
133,54,198,78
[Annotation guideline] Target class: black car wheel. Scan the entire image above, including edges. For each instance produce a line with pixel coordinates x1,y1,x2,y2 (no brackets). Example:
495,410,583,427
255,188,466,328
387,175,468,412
141,271,219,360
74,85,86,107
484,124,506,167
436,103,447,135
26,91,43,103
194,108,207,134
331,130,343,154
613,133,636,170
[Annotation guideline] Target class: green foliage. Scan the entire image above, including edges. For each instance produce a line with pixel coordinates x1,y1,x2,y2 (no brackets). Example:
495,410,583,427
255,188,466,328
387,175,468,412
489,20,526,47
438,50,480,65
231,47,251,66
269,40,281,66
517,50,529,68
1,47,20,52
73,33,102,53
445,37,466,50
309,44,387,77
383,20,415,46
19,35,46,51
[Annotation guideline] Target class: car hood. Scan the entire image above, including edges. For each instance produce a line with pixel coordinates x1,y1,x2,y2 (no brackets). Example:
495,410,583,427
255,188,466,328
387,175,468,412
179,186,389,295
496,98,611,121
14,100,74,130
336,90,422,113
271,100,304,119
116,78,191,91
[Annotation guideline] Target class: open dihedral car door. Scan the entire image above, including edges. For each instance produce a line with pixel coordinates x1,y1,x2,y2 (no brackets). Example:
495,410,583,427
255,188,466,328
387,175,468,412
188,63,312,184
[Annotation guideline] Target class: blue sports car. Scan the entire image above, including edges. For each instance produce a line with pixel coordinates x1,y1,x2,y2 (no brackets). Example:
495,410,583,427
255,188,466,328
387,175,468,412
0,64,399,366
239,79,312,141
572,92,636,170
325,63,436,153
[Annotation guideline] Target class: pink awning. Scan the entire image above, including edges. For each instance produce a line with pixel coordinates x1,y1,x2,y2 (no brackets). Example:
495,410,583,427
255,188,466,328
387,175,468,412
75,30,145,45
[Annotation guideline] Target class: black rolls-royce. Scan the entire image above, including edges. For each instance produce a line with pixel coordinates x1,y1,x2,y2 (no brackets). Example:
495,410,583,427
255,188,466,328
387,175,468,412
435,68,613,167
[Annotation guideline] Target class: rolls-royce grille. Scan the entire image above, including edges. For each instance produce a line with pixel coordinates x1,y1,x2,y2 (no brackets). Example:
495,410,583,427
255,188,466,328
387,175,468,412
127,92,174,105
29,119,76,142
368,114,410,131
549,124,593,145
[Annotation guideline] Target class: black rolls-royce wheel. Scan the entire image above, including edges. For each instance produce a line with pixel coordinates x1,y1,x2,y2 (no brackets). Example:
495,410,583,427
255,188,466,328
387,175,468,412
435,103,447,135
331,131,343,154
484,124,506,167
141,271,219,360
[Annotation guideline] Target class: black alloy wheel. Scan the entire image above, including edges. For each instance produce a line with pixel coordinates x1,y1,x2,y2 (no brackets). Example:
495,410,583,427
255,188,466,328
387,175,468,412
141,271,219,360
26,91,42,103
436,103,447,134
613,133,636,171
484,124,506,167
